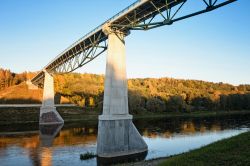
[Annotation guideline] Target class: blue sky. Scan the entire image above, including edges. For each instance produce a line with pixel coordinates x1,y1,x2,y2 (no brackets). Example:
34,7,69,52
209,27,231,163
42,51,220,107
0,0,249,85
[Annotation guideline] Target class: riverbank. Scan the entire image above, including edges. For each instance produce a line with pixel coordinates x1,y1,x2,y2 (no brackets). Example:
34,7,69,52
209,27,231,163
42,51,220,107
129,131,250,166
0,106,250,125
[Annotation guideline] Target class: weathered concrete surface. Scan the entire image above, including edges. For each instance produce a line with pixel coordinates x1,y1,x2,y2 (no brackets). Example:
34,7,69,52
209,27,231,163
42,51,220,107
97,27,147,157
101,31,129,118
97,119,148,158
40,71,64,125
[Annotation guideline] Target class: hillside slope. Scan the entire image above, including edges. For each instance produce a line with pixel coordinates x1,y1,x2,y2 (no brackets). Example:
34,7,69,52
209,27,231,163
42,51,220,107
0,82,69,104
54,73,250,112
0,73,249,112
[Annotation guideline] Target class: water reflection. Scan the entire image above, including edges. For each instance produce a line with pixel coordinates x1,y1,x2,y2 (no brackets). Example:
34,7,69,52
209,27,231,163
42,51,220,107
37,124,63,166
39,124,64,147
0,113,249,166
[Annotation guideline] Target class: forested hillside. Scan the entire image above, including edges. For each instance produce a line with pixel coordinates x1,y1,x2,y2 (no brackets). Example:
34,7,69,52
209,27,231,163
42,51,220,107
0,68,35,90
1,68,250,113
54,73,250,113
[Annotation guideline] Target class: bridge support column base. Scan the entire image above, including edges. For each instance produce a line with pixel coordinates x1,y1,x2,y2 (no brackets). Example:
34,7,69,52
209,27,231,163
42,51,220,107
39,106,64,125
39,71,64,125
97,118,148,158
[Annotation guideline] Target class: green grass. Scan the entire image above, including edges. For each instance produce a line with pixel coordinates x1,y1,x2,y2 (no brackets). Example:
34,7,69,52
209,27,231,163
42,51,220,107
159,131,250,166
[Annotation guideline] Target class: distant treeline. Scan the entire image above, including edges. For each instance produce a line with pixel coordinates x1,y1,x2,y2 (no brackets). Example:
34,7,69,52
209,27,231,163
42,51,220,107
1,68,250,112
0,68,35,90
54,73,250,113
0,68,26,90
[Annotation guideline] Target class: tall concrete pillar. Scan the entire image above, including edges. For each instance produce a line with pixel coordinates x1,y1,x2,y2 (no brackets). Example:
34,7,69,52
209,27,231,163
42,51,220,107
40,70,64,125
97,25,148,158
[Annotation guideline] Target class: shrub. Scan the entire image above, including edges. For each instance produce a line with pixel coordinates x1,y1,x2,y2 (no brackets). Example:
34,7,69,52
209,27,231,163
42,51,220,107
80,152,96,160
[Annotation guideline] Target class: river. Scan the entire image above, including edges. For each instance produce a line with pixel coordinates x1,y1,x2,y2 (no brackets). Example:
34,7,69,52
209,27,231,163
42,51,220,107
0,113,249,166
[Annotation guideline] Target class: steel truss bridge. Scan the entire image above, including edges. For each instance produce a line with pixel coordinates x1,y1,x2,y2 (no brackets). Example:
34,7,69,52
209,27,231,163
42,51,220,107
31,0,236,86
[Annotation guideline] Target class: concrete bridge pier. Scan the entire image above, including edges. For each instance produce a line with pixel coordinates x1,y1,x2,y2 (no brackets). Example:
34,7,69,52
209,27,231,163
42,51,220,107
40,70,64,125
97,25,148,158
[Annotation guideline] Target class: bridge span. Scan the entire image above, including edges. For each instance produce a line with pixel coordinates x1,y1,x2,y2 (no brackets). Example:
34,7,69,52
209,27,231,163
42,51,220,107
30,0,236,159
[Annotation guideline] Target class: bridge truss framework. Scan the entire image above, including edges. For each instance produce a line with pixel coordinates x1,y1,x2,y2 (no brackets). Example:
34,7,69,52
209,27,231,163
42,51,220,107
31,0,236,86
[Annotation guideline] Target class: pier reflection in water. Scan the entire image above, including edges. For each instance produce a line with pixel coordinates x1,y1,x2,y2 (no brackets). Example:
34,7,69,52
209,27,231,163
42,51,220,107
0,113,249,165
39,124,64,147
39,124,64,166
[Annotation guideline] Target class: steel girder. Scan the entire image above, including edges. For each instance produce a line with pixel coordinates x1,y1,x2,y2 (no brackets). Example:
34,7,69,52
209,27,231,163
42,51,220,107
31,0,236,87
110,0,236,31
53,39,107,74
31,32,107,87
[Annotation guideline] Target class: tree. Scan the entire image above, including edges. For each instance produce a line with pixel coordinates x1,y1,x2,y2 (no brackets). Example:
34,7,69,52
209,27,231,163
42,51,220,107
146,98,166,112
166,96,185,112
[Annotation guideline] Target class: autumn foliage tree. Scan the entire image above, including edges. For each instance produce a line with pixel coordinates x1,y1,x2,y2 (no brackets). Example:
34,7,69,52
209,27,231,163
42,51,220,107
1,68,250,113
0,68,28,90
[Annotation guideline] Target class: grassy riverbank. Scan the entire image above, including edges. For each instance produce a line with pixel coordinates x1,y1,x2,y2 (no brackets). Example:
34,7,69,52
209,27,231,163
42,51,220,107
129,131,250,166
157,131,250,166
0,106,249,125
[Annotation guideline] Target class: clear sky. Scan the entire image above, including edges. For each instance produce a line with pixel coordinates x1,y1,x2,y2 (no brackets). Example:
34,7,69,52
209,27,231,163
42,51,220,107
0,0,249,85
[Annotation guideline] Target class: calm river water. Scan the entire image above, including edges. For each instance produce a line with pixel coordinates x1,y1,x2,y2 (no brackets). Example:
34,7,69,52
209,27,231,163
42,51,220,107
0,113,249,166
